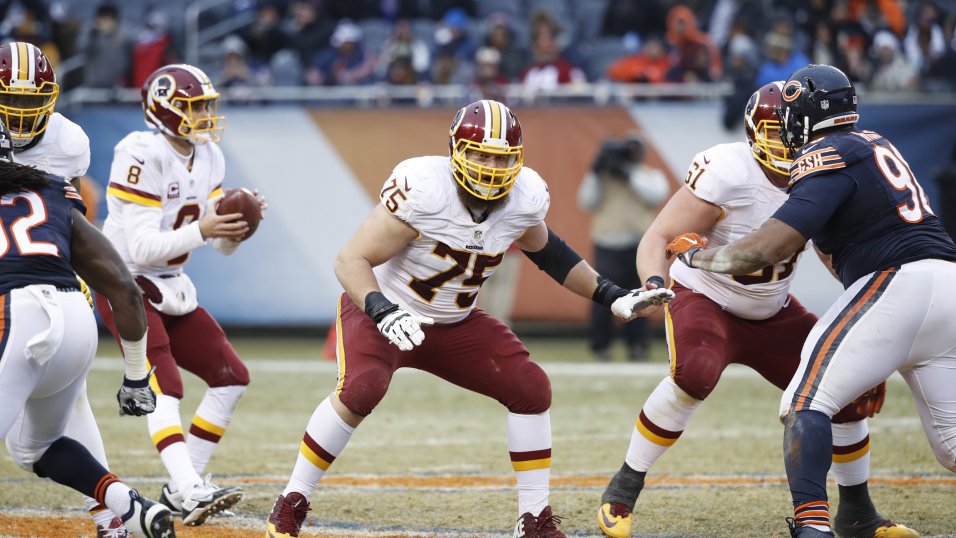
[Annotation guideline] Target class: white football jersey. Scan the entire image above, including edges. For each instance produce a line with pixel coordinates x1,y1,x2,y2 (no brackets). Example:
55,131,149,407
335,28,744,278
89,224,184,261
670,142,804,320
374,156,550,323
14,113,90,180
102,131,225,277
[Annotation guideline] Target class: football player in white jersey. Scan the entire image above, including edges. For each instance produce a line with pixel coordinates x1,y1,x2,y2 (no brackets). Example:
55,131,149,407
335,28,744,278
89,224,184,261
0,40,136,538
265,99,672,538
95,64,263,526
596,82,916,538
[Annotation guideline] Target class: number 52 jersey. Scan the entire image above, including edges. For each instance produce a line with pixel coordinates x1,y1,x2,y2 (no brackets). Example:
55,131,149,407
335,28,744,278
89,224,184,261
102,131,225,277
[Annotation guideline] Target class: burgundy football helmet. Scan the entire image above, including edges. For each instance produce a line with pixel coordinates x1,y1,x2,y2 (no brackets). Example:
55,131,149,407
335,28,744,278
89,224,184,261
142,64,224,144
744,81,792,176
0,41,59,148
449,99,523,200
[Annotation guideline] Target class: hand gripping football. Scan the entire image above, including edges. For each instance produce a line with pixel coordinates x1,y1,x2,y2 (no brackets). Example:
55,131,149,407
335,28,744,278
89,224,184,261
217,187,262,240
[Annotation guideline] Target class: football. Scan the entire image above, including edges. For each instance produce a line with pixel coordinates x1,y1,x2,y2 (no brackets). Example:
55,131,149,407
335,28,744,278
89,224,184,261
217,187,262,240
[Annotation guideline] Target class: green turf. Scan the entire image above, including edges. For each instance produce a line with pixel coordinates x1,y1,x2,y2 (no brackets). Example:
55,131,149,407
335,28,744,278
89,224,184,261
1,336,952,537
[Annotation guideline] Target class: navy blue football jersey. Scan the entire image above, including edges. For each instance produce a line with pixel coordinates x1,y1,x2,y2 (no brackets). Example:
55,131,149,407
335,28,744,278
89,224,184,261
773,128,956,288
0,178,86,295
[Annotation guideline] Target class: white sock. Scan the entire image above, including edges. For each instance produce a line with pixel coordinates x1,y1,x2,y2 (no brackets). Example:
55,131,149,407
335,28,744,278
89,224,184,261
832,420,870,486
284,396,355,497
148,395,201,491
186,385,246,474
508,411,551,517
625,377,700,472
103,483,135,521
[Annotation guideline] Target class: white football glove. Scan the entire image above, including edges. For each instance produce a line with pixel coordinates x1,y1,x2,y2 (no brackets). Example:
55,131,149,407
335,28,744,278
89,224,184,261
611,287,676,319
376,309,434,351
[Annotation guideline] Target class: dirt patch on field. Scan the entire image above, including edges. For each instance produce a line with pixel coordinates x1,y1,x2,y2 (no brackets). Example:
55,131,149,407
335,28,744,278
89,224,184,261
0,514,432,538
4,474,953,537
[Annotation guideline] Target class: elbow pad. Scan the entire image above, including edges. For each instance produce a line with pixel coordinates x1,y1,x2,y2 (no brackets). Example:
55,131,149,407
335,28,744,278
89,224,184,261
521,228,583,284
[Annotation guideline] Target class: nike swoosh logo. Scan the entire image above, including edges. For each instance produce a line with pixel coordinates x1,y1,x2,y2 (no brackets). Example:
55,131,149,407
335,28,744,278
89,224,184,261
703,155,711,164
600,509,617,528
132,156,145,165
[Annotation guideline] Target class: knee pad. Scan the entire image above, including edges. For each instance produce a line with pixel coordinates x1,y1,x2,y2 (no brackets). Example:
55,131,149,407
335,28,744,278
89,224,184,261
505,361,551,415
931,426,956,472
207,353,250,387
5,435,42,473
672,353,722,401
338,368,393,417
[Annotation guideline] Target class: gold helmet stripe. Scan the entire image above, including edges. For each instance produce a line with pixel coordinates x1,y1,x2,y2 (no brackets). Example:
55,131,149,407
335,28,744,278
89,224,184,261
11,42,38,85
479,99,509,142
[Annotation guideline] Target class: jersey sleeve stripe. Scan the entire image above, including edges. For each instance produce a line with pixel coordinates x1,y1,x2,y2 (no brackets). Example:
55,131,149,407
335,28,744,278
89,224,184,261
208,187,224,200
63,185,84,200
789,147,847,183
107,182,162,207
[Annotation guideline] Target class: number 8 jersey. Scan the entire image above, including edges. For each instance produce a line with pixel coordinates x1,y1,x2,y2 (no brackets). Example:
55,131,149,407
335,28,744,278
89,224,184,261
374,156,550,323
102,131,225,276
671,141,803,320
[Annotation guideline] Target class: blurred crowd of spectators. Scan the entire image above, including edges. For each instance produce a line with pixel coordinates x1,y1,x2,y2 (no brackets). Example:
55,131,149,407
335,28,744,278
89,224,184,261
4,0,956,113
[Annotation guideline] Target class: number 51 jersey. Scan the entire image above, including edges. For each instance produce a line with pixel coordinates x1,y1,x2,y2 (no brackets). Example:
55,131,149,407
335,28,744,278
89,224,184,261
374,156,550,324
102,131,224,276
671,141,803,320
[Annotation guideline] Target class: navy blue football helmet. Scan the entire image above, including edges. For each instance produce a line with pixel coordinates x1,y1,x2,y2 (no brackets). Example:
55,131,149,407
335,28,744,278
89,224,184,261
776,64,858,152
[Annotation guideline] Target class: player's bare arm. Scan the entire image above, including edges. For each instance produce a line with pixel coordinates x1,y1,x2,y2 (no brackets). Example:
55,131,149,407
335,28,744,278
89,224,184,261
637,186,722,288
71,207,156,414
334,203,419,309
683,218,807,274
516,222,673,318
70,209,146,340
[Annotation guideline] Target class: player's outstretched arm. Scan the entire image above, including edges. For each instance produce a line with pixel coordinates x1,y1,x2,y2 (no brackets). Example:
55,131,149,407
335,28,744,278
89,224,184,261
679,218,807,274
70,209,156,416
516,222,671,319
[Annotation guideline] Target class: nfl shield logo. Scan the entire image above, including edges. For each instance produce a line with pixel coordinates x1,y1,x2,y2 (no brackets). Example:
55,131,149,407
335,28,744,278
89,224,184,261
820,100,830,110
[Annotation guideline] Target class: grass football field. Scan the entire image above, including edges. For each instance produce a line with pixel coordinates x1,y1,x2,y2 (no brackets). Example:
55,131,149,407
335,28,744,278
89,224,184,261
1,335,953,538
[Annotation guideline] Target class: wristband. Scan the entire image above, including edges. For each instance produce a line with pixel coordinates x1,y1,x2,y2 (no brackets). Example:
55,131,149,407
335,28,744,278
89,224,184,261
644,276,666,290
120,332,150,380
592,276,629,308
364,291,399,323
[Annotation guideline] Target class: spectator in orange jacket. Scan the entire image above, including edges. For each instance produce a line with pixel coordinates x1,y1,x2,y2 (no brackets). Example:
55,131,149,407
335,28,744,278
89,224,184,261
607,35,671,83
664,4,722,82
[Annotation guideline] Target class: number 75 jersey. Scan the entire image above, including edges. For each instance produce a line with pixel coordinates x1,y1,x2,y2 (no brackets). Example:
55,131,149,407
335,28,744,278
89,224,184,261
671,141,803,320
374,156,550,323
